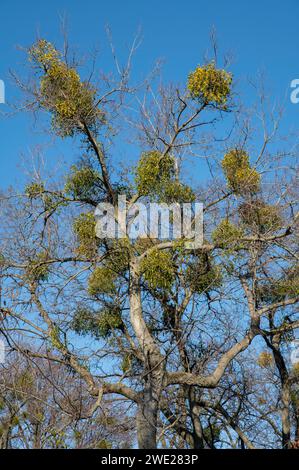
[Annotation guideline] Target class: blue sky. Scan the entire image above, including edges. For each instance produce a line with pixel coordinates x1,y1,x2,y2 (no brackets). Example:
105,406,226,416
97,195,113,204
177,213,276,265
0,0,299,188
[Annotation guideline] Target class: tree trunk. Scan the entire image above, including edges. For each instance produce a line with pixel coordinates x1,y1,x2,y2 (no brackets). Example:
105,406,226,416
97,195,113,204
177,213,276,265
281,382,291,449
270,341,291,449
129,259,164,449
188,388,206,449
137,382,158,449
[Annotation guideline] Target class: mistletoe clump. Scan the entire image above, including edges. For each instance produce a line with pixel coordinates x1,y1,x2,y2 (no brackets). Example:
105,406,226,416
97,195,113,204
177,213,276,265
140,249,175,290
272,267,299,299
187,62,232,106
222,149,260,195
71,306,123,339
96,439,113,449
135,151,175,197
274,279,299,299
257,351,273,368
97,307,123,338
257,268,299,305
73,212,98,257
29,39,60,67
29,40,104,137
256,283,283,305
27,251,50,282
212,219,244,248
292,363,299,377
0,253,6,268
71,307,99,337
25,182,45,199
185,253,222,294
135,150,195,203
134,237,160,255
65,165,103,201
88,266,116,296
106,239,132,274
162,180,196,203
239,200,282,234
13,371,35,402
281,265,299,296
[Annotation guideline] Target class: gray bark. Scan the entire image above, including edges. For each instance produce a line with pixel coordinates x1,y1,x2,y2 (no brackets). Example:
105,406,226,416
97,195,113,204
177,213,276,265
137,382,158,449
129,259,164,449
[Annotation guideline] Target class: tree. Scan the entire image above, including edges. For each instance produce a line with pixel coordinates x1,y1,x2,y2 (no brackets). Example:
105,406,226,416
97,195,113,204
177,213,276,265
0,36,298,448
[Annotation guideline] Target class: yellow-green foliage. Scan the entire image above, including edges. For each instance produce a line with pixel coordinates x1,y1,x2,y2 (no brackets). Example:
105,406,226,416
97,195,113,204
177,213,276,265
140,249,175,290
292,363,299,377
163,180,196,203
29,40,103,137
13,371,36,401
27,251,49,282
136,151,175,196
71,307,97,336
15,370,34,394
0,253,6,268
135,238,155,253
88,266,116,295
257,267,299,304
187,62,232,106
107,239,131,274
275,279,299,298
25,182,45,199
65,165,103,200
239,200,282,233
121,353,131,373
25,183,58,212
134,237,160,255
96,439,112,449
222,149,260,195
73,212,98,257
29,39,60,67
256,283,280,304
97,308,123,337
48,429,66,448
290,390,299,407
49,324,61,350
257,351,273,368
71,305,123,338
273,269,299,298
185,253,222,293
212,219,244,248
135,150,195,202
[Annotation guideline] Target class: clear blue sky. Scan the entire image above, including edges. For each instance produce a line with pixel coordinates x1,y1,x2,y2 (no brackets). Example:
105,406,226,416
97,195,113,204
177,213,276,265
1,0,299,188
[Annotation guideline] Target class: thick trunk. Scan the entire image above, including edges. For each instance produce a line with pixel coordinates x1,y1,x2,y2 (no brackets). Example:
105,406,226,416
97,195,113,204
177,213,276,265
264,332,292,449
188,388,206,449
129,259,164,449
137,382,158,449
281,382,291,449
129,260,161,355
271,343,291,449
